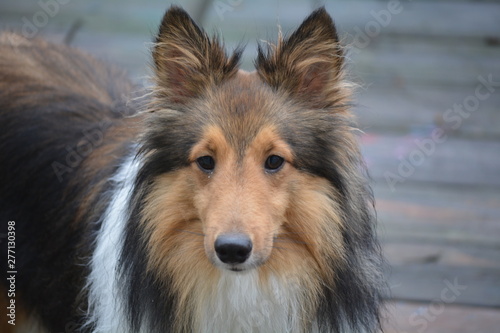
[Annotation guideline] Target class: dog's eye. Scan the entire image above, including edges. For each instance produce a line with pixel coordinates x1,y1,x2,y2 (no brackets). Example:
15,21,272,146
265,155,285,172
197,156,215,172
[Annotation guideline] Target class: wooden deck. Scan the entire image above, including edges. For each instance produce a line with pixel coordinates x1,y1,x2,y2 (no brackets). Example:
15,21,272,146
1,0,499,332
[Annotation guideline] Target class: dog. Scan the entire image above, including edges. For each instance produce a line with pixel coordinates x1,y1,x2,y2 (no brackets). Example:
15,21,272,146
0,6,384,333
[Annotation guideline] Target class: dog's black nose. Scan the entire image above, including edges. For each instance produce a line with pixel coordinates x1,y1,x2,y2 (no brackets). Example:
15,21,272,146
215,234,252,264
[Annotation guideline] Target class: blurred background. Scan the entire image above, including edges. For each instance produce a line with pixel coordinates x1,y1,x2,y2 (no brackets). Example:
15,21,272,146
1,0,499,332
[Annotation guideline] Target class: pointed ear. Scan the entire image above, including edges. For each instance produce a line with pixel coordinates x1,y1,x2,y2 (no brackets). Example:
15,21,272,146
153,6,242,105
256,7,348,109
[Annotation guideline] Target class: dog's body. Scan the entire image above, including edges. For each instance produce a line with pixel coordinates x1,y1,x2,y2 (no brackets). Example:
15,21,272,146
0,7,384,333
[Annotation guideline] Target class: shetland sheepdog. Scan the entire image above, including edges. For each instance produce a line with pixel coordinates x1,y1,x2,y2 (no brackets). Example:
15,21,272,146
0,6,384,333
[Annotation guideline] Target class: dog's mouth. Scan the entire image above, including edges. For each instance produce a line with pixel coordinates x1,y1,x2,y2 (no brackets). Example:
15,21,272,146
215,258,261,273
210,253,266,273
228,265,245,272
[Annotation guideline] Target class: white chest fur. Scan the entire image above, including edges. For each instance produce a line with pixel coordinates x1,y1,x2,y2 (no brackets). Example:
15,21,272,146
195,270,306,333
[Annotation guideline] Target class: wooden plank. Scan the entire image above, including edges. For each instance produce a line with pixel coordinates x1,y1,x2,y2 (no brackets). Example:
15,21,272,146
356,86,500,139
362,134,500,186
382,241,500,307
331,1,500,39
374,180,500,307
2,1,500,40
383,243,500,270
350,36,500,87
383,301,500,333
386,264,500,307
202,0,500,38
373,181,500,247
381,242,500,309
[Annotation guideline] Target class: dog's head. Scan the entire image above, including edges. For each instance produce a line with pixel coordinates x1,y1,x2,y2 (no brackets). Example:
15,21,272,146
136,6,362,278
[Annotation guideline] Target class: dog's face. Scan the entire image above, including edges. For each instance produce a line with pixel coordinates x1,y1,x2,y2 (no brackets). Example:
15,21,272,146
188,103,296,272
140,7,355,278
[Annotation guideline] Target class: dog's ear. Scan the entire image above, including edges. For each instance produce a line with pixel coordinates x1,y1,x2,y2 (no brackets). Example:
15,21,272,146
256,7,348,109
153,6,241,105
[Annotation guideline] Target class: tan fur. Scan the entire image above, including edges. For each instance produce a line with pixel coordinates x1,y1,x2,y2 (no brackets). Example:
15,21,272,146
141,169,214,331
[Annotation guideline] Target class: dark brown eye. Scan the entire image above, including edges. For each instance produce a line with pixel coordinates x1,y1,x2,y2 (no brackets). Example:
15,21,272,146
197,156,215,173
265,155,285,172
